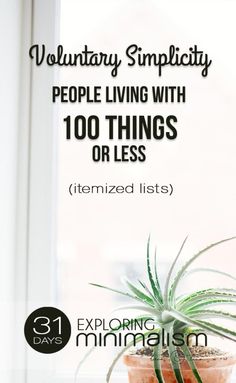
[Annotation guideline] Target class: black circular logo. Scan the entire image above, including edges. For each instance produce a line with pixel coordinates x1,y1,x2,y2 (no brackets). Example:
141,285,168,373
24,307,71,354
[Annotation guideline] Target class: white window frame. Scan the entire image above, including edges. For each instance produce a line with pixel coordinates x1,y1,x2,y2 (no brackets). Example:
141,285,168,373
24,1,60,382
2,1,59,382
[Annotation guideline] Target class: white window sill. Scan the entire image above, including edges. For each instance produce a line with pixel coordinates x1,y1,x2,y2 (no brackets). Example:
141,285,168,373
53,373,127,383
54,370,236,383
79,374,127,382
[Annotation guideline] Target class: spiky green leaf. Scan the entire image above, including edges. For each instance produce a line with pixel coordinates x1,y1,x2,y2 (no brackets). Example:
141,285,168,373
112,304,160,316
168,328,184,383
188,309,236,322
122,277,155,306
147,236,163,304
170,309,236,342
138,280,162,309
154,247,163,303
184,268,236,282
164,236,188,307
183,299,236,313
177,288,236,311
198,319,236,340
180,343,203,383
89,283,155,307
170,236,236,303
153,343,164,383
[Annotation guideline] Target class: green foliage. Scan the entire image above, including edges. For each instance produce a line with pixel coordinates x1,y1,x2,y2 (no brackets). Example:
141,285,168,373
81,236,236,383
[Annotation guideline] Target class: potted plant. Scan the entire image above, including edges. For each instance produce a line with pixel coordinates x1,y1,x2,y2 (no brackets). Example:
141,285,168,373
78,236,236,383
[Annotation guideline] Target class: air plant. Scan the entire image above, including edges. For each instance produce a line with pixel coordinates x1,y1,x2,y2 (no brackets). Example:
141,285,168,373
77,236,236,383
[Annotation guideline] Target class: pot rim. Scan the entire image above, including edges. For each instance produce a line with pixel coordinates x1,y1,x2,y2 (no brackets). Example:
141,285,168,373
123,351,236,370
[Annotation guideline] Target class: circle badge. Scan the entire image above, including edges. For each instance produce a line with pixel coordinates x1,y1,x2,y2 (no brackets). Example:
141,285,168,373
24,307,71,354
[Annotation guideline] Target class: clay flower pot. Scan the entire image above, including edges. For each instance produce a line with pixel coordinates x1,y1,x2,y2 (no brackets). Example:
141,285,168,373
123,353,236,383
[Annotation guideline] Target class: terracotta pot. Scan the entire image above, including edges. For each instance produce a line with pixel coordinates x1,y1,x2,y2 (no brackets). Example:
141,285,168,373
123,353,236,383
